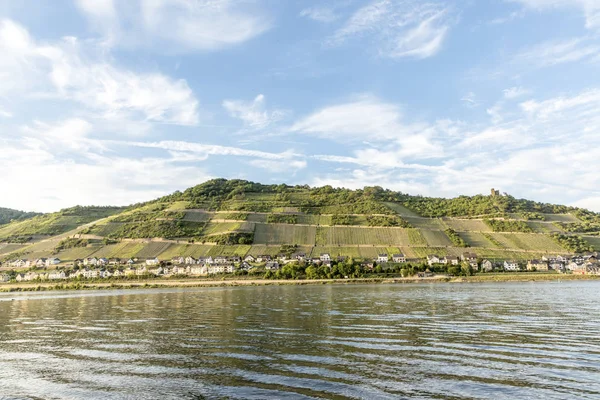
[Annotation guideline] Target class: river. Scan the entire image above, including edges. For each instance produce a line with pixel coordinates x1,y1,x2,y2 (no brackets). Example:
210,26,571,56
1,282,599,399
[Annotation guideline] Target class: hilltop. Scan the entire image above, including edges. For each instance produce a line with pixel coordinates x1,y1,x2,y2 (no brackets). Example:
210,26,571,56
2,179,600,266
0,207,41,226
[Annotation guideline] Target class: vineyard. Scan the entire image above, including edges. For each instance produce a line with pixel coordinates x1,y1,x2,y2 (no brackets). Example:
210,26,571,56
420,230,453,247
315,227,411,246
254,225,316,245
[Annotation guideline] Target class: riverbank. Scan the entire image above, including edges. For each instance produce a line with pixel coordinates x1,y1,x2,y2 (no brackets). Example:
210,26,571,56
1,273,598,292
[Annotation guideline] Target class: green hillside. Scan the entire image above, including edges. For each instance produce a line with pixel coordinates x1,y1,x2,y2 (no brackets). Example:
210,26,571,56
1,179,599,264
0,207,41,226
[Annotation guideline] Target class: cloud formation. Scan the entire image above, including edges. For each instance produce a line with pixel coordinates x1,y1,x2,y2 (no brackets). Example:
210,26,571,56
328,0,452,59
75,0,271,51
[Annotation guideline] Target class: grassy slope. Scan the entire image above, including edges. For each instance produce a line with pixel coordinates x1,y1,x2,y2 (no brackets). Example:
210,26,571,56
3,180,598,264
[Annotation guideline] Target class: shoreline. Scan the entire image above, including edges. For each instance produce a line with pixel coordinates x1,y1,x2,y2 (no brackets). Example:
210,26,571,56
1,273,599,292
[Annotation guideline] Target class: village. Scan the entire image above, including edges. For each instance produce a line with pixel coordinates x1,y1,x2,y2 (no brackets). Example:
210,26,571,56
2,250,600,283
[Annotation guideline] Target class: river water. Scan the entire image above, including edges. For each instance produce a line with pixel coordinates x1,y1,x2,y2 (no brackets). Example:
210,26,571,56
1,282,599,399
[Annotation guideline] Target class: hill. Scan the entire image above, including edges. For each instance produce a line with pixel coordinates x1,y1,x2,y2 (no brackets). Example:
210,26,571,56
0,207,41,226
1,179,600,266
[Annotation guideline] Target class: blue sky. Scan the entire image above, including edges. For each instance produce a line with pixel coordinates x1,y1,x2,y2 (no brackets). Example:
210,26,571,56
1,0,600,212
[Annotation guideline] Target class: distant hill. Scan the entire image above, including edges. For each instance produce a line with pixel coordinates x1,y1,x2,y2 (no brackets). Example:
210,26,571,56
2,179,600,264
0,207,41,226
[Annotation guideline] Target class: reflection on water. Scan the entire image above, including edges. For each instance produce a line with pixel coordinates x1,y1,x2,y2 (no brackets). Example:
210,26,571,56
1,282,600,399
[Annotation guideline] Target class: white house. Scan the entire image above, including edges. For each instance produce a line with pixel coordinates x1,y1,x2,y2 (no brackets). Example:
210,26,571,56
481,259,493,272
46,258,61,267
244,255,256,263
84,257,98,266
184,256,197,265
320,253,331,261
214,256,228,265
294,253,306,261
239,261,252,271
0,274,10,282
82,269,99,279
172,265,189,275
377,254,389,263
265,261,280,270
427,255,441,266
35,258,47,267
503,261,520,271
145,258,160,266
566,262,579,271
206,264,234,274
447,256,460,265
48,270,66,280
136,266,148,275
171,256,185,264
11,259,28,268
190,265,204,275
392,254,406,263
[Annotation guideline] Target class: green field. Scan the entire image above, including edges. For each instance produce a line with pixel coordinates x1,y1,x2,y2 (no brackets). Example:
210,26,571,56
55,246,101,261
383,202,420,217
541,214,580,223
247,245,285,257
202,222,244,236
526,221,563,234
296,214,331,225
316,227,411,246
407,229,427,245
206,245,252,257
420,229,453,247
246,214,268,223
407,247,448,258
157,244,213,258
443,219,491,232
134,242,173,258
580,236,600,250
486,233,565,252
183,211,212,222
254,225,316,245
404,217,447,230
311,246,362,259
458,232,498,248
88,242,146,258
0,244,26,256
88,223,125,237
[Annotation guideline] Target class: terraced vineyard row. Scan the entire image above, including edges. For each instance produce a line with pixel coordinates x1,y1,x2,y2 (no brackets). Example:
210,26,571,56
315,227,411,246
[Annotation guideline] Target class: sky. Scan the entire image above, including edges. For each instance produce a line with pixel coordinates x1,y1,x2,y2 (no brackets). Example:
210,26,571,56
1,0,600,212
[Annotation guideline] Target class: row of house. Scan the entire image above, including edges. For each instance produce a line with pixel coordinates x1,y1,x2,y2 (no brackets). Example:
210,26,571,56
427,253,479,268
8,258,61,268
9,263,242,282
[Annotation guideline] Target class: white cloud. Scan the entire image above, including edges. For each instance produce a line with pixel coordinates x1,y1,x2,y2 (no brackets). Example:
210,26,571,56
300,6,339,23
520,88,600,121
0,134,211,212
75,0,271,52
515,37,600,67
0,107,12,118
223,94,286,130
572,197,600,212
0,19,199,126
21,118,95,152
75,0,117,37
503,86,530,99
461,92,479,108
290,96,443,161
123,140,301,161
328,0,452,59
290,96,404,140
510,0,600,30
247,159,307,172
